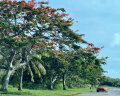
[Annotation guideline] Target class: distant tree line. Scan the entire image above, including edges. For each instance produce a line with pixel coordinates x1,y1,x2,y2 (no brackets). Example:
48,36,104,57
100,77,120,87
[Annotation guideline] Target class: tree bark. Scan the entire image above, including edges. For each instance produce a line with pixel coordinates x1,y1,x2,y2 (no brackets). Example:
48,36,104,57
50,76,57,90
63,73,66,90
1,51,16,91
50,77,53,90
18,67,24,91
1,68,12,91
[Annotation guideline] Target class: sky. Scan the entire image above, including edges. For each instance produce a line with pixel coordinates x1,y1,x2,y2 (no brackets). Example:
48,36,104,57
36,0,120,78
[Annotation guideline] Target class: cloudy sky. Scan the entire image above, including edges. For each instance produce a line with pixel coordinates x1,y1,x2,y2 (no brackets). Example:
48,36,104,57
36,0,120,78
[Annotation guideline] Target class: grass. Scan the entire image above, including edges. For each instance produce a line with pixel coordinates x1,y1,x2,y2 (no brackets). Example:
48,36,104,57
0,86,95,96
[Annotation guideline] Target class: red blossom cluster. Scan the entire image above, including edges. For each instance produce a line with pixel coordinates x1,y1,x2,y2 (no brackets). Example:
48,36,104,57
86,43,105,54
61,22,70,26
94,47,101,50
87,47,101,53
38,1,49,4
33,41,48,48
13,36,22,40
21,0,36,8
87,48,92,52
82,42,102,53
7,0,12,4
6,0,18,5
52,8,57,12
86,46,101,53
33,41,55,48
28,0,36,7
49,42,55,46
13,0,17,3
33,45,38,48
39,43,46,47
55,50,64,55
82,48,85,52
61,13,69,16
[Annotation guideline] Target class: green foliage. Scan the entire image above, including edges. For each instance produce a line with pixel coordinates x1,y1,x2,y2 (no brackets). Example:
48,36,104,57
0,70,6,84
66,75,86,88
22,82,46,90
54,83,63,90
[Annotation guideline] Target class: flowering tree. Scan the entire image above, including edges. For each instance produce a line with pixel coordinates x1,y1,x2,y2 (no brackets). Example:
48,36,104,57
0,0,86,91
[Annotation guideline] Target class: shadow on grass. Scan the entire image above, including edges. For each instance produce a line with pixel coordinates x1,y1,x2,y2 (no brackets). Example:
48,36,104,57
0,91,32,95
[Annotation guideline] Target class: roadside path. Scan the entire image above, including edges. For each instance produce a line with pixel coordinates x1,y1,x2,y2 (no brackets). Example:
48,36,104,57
77,87,120,96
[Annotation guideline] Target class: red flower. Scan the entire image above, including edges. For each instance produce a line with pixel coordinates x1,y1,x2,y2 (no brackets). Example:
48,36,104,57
52,8,57,12
82,48,85,52
8,1,13,4
21,1,26,6
13,0,17,3
39,1,49,4
61,13,69,16
49,42,55,46
45,10,49,13
87,48,92,52
94,47,101,50
33,45,38,48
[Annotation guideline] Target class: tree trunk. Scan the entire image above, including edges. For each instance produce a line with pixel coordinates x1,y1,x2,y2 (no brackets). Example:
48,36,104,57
1,51,16,91
1,68,12,91
18,67,24,91
63,73,66,90
50,77,53,90
50,76,57,90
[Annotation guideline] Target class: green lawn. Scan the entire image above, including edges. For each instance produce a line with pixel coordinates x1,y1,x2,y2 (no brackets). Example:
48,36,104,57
0,87,95,96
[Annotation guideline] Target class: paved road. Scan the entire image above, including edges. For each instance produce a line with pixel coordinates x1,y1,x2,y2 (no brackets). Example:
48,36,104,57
77,87,120,96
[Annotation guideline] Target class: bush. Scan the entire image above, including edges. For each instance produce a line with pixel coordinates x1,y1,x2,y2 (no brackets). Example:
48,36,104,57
54,83,63,90
23,81,47,90
66,75,86,88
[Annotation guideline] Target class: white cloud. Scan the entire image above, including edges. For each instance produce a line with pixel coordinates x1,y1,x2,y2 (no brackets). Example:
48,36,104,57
111,33,120,46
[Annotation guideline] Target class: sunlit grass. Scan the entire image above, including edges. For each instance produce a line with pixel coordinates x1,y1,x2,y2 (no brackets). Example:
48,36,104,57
0,85,95,96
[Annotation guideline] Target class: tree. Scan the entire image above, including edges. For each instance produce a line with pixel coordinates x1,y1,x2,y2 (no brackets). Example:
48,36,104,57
0,0,85,91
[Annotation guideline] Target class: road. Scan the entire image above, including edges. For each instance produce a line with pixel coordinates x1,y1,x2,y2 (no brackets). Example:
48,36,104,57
77,87,120,96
